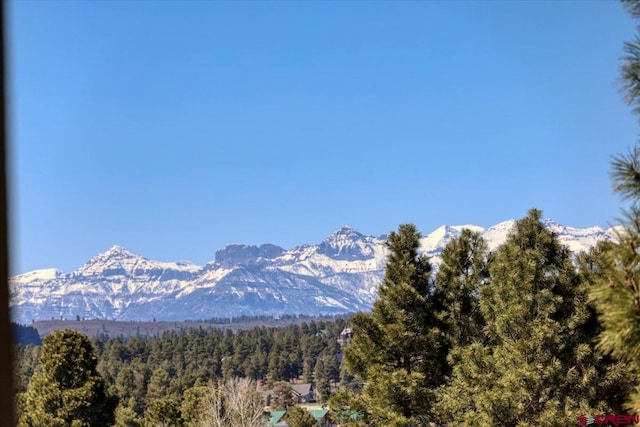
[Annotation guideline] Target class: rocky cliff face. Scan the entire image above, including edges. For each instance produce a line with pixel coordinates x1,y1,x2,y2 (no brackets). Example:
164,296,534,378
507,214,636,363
214,244,285,268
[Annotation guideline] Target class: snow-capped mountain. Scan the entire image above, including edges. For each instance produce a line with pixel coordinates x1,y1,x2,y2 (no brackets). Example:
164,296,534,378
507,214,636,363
9,220,615,324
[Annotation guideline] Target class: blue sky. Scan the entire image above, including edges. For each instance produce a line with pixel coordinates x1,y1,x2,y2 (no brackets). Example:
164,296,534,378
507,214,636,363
7,1,639,274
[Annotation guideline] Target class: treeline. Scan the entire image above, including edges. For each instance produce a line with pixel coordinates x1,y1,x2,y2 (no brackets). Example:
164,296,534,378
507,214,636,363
15,319,347,426
11,323,41,346
28,313,352,341
199,314,347,324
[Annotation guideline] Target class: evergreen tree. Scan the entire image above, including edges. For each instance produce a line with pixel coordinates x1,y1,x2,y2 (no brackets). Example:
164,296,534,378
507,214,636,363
576,244,632,413
147,367,172,400
314,356,332,403
590,147,640,413
338,359,361,393
113,404,142,427
143,397,182,427
436,210,612,425
587,0,640,413
19,329,117,427
434,228,487,348
180,385,208,427
337,224,446,426
302,355,314,384
12,323,42,346
285,406,317,427
330,388,368,427
270,381,295,410
114,366,137,405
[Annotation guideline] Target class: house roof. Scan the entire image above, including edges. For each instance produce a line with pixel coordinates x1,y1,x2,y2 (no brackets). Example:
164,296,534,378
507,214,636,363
268,410,286,425
291,383,312,396
307,409,329,422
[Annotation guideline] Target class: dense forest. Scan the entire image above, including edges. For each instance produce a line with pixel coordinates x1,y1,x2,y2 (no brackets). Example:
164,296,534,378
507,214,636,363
15,318,348,426
12,323,41,346
27,314,348,341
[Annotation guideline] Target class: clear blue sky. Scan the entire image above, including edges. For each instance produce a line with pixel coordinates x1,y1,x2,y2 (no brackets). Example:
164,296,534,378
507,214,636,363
6,1,638,275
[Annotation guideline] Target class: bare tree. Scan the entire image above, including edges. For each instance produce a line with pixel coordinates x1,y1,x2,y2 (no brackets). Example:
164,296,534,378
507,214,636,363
225,377,266,427
199,377,266,427
199,384,227,427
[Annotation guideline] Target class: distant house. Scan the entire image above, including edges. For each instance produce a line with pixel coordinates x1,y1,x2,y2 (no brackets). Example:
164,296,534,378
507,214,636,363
267,410,287,427
268,408,337,427
291,383,315,403
307,409,337,427
338,327,353,346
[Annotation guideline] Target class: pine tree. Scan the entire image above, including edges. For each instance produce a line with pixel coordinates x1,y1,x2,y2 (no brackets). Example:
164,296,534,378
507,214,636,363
143,397,182,427
270,381,295,410
19,329,117,427
434,228,487,348
113,404,142,427
314,355,332,403
576,244,632,414
180,386,208,427
147,367,172,400
586,0,640,413
589,147,640,412
285,406,317,427
336,224,446,426
436,210,613,425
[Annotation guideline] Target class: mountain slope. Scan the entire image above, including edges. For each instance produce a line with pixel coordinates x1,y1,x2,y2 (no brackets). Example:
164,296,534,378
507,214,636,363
9,220,614,324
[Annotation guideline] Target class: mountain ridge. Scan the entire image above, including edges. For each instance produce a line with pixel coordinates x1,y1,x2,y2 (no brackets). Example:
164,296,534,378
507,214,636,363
10,219,614,324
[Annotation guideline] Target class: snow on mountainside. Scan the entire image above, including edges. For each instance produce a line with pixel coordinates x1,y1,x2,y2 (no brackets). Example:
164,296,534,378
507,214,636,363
542,219,612,254
11,268,63,285
420,225,486,267
9,220,614,324
76,245,202,278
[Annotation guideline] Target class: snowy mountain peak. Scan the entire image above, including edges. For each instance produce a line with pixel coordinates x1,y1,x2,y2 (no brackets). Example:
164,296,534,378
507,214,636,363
316,226,376,260
487,219,518,231
482,220,518,251
11,268,64,286
420,225,465,260
73,244,204,280
544,221,611,254
544,219,606,236
103,245,138,259
429,225,452,239
420,224,485,255
326,225,363,240
75,245,144,277
543,218,561,228
543,218,571,234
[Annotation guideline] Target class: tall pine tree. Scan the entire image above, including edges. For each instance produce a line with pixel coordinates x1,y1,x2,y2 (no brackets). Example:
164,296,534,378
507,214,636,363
335,224,447,426
590,148,640,412
19,329,117,427
434,228,487,349
588,0,640,413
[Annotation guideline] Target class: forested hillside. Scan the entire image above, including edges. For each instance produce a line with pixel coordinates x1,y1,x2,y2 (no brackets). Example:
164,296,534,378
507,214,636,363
14,319,347,426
